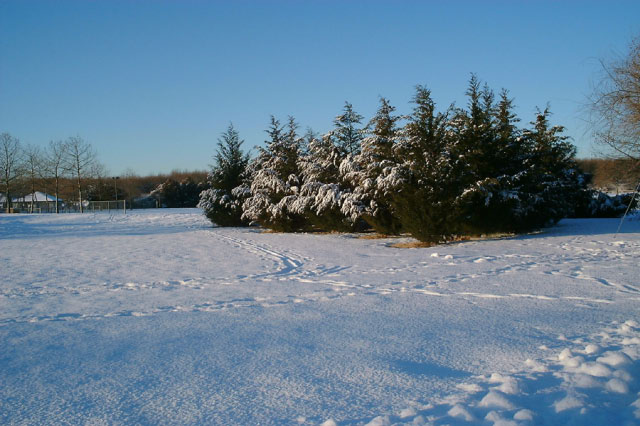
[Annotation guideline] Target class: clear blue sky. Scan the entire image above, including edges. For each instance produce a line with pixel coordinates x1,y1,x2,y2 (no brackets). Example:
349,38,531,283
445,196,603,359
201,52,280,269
1,0,639,176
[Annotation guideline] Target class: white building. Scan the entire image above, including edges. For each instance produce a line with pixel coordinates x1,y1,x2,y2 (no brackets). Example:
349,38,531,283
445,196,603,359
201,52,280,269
1,192,63,213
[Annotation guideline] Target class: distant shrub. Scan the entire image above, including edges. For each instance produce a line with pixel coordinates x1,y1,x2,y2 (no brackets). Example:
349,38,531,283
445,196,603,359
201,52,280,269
153,177,205,208
572,191,638,218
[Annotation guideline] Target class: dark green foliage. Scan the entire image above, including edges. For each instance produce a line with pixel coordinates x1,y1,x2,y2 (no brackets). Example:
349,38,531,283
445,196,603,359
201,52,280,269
262,116,301,178
451,75,497,184
493,89,523,175
384,79,588,242
515,109,583,227
157,177,205,208
572,190,639,218
385,86,460,243
209,123,250,193
199,123,250,226
454,86,528,234
352,97,403,235
331,102,364,156
230,77,589,241
458,106,585,234
86,179,128,201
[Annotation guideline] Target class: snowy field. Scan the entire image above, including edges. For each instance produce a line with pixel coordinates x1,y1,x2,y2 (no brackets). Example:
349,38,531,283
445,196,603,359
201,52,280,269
1,208,639,425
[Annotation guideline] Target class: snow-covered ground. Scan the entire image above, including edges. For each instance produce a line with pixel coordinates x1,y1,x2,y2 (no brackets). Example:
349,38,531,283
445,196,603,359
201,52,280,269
1,209,639,425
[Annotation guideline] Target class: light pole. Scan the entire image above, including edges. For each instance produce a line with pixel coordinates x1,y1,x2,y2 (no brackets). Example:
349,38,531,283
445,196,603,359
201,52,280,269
112,176,119,202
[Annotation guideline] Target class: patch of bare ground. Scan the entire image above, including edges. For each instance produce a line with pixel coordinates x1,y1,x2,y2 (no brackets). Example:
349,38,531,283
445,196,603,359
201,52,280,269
358,233,401,240
261,228,527,244
468,232,516,241
308,230,347,235
390,235,472,248
391,241,438,248
389,232,538,248
261,229,348,235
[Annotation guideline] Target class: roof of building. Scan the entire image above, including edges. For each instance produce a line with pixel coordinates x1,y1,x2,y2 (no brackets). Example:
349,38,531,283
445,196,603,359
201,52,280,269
1,192,62,203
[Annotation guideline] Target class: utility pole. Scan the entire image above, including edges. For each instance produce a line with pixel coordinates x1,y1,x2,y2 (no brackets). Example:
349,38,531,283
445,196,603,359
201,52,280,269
112,176,119,202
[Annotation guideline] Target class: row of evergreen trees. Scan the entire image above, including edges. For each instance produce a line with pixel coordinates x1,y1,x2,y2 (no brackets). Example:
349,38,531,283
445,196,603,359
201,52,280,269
199,77,586,243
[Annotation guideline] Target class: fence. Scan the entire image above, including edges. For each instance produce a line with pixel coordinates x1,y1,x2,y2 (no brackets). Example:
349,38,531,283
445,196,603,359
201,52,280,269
2,200,128,214
2,201,60,214
2,196,167,213
70,200,128,213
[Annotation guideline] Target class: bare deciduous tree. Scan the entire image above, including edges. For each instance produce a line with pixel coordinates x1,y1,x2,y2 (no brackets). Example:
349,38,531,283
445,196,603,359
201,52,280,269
589,36,640,164
0,132,22,213
44,140,67,213
23,144,43,213
64,136,97,213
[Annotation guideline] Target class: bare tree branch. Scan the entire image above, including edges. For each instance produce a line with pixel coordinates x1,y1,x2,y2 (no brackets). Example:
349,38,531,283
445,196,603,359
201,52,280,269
0,132,23,213
44,140,67,213
64,136,97,213
23,144,43,213
588,36,640,169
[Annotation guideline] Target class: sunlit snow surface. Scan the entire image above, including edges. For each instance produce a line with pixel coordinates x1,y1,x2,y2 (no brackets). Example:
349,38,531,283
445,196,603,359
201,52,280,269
1,209,639,425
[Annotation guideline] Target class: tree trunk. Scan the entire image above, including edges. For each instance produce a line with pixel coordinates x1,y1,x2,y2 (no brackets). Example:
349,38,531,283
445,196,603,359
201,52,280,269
30,172,36,213
76,158,83,213
77,175,83,213
4,181,9,213
55,176,59,214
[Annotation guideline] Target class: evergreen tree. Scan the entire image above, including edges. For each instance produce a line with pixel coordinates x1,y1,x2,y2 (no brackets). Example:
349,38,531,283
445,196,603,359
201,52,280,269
201,77,588,240
209,123,250,193
518,108,585,227
242,116,307,231
450,75,496,184
331,102,364,156
299,127,316,157
454,87,528,234
494,90,521,164
383,86,459,243
289,103,367,232
345,97,403,234
198,123,250,226
157,177,206,208
457,105,586,234
295,132,355,231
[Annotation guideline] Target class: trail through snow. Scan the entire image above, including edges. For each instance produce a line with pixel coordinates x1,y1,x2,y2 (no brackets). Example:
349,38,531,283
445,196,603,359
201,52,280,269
1,209,639,425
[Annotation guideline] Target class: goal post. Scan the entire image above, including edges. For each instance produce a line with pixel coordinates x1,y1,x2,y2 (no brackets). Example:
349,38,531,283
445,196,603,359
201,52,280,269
85,200,128,213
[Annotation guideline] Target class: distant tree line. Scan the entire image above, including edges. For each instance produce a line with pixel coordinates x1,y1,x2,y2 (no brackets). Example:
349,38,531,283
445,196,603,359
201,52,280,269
0,132,208,212
0,135,102,213
576,158,639,194
109,170,208,208
200,76,638,243
150,177,207,208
